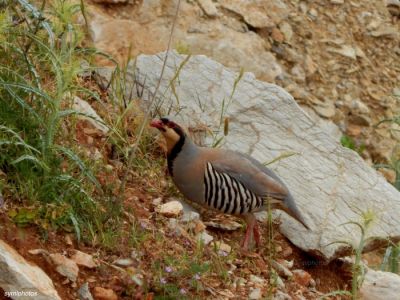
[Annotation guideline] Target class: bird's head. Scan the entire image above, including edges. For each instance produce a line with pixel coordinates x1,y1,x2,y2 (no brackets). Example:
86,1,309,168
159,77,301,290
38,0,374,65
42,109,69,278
150,118,186,152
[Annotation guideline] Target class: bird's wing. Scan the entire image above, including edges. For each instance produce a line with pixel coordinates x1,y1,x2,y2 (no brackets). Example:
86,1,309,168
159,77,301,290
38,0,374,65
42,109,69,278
209,150,289,201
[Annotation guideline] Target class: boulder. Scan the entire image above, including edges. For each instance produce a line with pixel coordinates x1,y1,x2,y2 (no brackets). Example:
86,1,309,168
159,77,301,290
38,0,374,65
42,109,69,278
360,269,400,300
0,240,61,300
131,51,400,261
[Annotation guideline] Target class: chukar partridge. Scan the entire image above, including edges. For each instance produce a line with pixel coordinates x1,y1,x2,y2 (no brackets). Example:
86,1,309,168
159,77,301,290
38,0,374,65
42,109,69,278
151,118,309,250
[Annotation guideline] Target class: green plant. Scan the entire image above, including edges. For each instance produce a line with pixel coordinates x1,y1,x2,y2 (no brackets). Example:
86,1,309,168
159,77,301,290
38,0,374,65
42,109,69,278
380,242,400,274
375,144,400,191
340,135,365,155
0,0,109,242
328,210,376,300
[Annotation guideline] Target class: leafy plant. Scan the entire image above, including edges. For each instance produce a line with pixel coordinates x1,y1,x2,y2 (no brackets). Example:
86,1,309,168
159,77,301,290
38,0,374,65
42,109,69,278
340,135,365,155
0,0,108,241
328,210,376,300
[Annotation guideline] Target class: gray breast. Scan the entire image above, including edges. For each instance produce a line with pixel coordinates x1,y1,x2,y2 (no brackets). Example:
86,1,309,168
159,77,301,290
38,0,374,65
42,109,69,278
203,162,263,215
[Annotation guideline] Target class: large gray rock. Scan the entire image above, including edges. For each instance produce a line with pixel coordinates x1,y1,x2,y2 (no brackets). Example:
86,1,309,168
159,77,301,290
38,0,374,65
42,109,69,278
131,51,400,261
0,240,61,300
360,269,400,300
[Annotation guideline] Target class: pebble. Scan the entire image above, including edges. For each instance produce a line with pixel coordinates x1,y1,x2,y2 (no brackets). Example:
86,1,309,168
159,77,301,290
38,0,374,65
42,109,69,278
197,0,219,17
50,253,79,282
249,287,262,300
271,260,293,278
249,274,265,284
93,287,118,300
292,269,312,286
213,241,232,254
71,250,97,269
78,282,94,300
197,231,214,245
113,258,134,267
158,201,183,217
180,211,200,223
273,290,292,300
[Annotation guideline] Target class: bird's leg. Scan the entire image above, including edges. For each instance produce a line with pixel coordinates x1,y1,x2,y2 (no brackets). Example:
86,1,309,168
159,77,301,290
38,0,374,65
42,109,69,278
241,213,257,251
253,221,261,249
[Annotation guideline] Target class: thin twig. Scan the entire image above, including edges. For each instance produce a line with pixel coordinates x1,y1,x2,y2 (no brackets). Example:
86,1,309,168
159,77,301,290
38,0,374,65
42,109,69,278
118,0,182,197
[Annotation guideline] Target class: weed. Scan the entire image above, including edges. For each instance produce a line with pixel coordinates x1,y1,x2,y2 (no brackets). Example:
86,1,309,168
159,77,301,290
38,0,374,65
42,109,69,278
340,135,365,155
328,210,376,300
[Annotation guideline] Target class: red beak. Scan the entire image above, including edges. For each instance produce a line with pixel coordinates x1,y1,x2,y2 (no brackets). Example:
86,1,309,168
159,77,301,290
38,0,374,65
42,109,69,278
150,119,164,130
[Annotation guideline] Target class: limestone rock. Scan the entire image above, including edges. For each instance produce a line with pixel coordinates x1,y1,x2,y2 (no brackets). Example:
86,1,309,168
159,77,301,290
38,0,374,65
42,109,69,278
50,253,79,282
93,287,118,300
249,287,262,300
71,250,97,269
360,269,400,300
197,231,214,245
78,282,94,300
0,240,61,300
72,97,109,134
132,52,400,261
213,241,232,254
273,291,292,300
158,200,183,217
218,0,288,28
197,0,219,17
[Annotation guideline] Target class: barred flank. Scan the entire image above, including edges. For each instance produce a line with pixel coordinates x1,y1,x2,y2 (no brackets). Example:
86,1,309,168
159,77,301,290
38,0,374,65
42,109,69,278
203,162,262,215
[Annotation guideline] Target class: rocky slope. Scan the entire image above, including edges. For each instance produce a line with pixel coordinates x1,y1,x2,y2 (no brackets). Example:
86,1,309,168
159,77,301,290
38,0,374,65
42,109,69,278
85,0,400,180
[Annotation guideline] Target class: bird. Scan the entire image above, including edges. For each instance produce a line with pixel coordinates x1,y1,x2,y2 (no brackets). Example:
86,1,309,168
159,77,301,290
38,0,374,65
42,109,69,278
150,117,309,250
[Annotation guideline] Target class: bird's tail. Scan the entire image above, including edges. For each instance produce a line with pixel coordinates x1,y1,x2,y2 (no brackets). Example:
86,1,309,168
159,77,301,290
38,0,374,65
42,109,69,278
279,193,310,230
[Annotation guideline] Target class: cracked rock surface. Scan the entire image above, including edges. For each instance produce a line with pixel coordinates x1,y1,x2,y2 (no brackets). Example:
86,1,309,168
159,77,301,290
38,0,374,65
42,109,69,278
131,51,400,261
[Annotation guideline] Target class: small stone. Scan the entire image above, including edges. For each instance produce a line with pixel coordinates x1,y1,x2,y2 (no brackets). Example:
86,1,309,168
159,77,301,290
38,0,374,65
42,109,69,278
292,269,312,286
28,249,49,255
78,282,94,300
273,290,292,300
72,97,109,134
278,259,294,269
350,99,370,115
249,274,265,284
197,231,214,245
50,253,79,282
304,55,317,77
308,8,318,19
271,260,293,278
275,275,285,289
291,64,306,83
279,22,293,42
271,28,284,43
204,219,242,231
213,241,232,254
347,124,362,137
194,220,207,233
330,0,344,4
249,287,262,300
314,101,336,119
328,45,357,60
281,247,293,258
71,250,97,269
158,201,183,217
152,197,162,206
370,26,399,38
65,234,73,246
113,258,134,267
93,287,118,300
181,211,200,223
93,67,113,90
197,0,219,17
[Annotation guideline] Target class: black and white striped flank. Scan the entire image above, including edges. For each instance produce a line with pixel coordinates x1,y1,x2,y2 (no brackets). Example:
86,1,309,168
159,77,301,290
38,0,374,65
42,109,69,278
203,162,263,215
